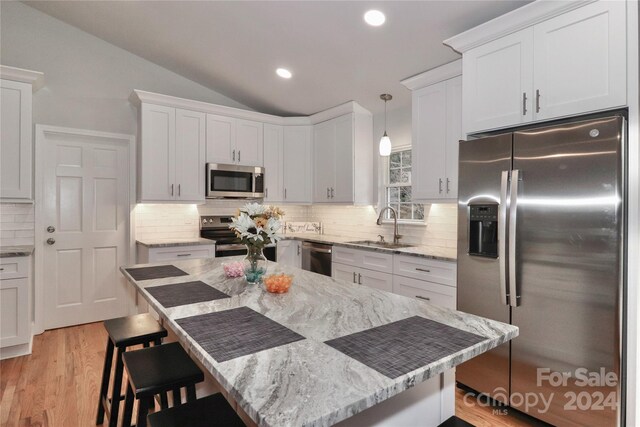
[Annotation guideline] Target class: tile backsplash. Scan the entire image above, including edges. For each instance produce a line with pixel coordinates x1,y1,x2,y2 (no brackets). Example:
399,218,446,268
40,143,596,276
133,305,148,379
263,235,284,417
0,203,36,246
134,204,200,241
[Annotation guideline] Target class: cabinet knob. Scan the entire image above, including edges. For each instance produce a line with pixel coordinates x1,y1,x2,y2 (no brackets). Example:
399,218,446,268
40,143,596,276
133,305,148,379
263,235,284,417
47,238,56,245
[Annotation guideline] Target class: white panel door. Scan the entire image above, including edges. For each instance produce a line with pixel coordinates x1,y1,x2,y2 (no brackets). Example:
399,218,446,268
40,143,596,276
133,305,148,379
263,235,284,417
175,109,205,202
42,132,130,329
140,104,175,201
206,114,235,164
235,119,263,166
263,124,283,202
533,1,626,120
313,120,335,202
332,114,354,203
444,76,462,199
412,82,447,201
463,28,534,133
0,79,32,199
283,126,312,203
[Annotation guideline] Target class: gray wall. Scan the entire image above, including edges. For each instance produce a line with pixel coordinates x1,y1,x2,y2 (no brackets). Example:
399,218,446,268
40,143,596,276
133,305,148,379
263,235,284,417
0,2,250,136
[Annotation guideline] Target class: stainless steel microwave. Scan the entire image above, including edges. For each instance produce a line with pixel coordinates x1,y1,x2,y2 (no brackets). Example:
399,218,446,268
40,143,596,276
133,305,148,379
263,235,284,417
206,163,265,199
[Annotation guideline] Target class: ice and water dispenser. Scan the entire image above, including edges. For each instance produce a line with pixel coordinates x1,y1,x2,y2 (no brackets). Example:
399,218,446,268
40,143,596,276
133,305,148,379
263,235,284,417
468,204,498,258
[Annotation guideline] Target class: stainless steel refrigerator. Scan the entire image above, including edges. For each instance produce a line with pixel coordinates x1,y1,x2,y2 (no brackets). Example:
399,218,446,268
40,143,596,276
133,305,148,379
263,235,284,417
456,115,625,426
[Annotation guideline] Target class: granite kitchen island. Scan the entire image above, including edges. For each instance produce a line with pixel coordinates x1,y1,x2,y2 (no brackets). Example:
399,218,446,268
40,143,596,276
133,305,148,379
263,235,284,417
121,257,517,427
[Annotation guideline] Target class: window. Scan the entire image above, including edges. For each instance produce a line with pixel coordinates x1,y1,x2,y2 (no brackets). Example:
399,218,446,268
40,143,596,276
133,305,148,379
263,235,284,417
385,149,424,221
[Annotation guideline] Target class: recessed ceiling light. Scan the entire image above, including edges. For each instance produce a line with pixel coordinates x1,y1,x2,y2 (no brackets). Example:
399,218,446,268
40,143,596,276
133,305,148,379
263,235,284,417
364,10,385,26
276,68,292,79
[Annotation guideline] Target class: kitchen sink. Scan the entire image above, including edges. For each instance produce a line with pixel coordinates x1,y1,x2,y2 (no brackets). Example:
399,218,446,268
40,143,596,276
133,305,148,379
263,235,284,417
346,240,414,249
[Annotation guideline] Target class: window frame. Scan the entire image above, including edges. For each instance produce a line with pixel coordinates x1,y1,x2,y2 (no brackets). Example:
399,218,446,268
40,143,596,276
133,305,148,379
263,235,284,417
382,146,425,224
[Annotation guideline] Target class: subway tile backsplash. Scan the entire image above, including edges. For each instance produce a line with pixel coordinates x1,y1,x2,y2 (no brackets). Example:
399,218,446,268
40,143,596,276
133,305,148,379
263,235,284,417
0,203,36,246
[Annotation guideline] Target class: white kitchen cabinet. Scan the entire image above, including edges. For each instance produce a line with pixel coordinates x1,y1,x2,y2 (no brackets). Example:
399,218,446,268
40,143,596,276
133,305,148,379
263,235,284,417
139,104,205,202
206,114,263,167
332,263,393,292
461,0,626,134
263,124,284,202
1,80,33,200
392,275,456,310
313,112,373,204
277,240,302,268
283,126,312,203
393,255,457,287
137,244,215,263
332,246,393,274
0,256,31,359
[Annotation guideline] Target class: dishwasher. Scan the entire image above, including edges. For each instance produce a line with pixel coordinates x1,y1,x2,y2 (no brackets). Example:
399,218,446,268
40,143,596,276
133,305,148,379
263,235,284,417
301,242,333,277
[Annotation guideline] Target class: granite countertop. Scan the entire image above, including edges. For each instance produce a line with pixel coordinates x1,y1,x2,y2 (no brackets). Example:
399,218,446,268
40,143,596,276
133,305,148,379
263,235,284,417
136,238,215,248
121,258,516,427
283,233,457,262
0,245,34,258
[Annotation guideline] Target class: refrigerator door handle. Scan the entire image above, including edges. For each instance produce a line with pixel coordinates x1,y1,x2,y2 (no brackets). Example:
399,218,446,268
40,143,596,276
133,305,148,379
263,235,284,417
499,170,510,305
509,169,521,307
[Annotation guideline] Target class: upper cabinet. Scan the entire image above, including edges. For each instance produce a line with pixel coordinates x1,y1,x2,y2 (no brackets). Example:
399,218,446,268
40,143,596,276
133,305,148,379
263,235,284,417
446,0,627,134
263,124,284,202
313,111,373,204
0,66,44,201
206,115,263,166
401,61,462,202
138,103,206,203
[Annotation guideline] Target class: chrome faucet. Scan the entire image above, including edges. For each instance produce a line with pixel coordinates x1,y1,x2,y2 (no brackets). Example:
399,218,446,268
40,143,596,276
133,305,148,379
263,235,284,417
376,207,402,244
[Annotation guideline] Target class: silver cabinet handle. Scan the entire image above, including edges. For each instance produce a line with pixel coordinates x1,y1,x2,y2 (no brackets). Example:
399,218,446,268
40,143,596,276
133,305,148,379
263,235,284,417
297,245,301,256
284,188,287,199
238,150,241,162
416,295,431,301
331,187,334,199
0,268,4,271
499,170,510,306
47,226,55,233
522,92,528,116
233,149,236,162
446,178,450,194
176,253,192,257
509,169,521,307
47,238,55,245
415,268,431,273
353,272,357,283
438,178,443,194
170,184,174,196
327,187,330,199
178,184,181,196
265,188,268,198
535,89,541,113
358,273,362,285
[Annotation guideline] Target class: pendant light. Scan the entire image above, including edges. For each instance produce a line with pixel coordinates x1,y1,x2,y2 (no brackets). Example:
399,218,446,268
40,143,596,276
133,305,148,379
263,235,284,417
379,94,392,156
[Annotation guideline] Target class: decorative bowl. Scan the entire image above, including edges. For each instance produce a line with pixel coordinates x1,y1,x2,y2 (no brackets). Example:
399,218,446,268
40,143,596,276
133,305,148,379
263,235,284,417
263,274,293,294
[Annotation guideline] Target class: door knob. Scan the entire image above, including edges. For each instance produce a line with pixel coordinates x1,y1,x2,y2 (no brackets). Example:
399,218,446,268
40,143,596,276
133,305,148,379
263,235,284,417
47,226,55,233
47,238,55,245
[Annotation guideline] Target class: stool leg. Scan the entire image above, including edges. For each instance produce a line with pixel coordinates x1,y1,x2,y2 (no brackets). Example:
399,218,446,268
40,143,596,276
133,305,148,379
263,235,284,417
96,338,114,425
153,337,162,346
122,383,134,427
160,392,168,409
172,388,181,406
136,397,152,427
186,385,196,402
108,347,125,427
143,341,150,348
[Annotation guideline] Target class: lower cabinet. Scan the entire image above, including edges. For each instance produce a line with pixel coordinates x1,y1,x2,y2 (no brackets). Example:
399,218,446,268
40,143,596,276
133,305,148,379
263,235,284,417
392,275,456,310
137,243,215,263
332,262,393,292
277,240,302,268
0,256,32,359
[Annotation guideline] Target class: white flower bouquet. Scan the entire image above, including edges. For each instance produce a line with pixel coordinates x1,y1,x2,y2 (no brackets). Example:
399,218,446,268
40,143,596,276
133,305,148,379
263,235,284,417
229,203,285,249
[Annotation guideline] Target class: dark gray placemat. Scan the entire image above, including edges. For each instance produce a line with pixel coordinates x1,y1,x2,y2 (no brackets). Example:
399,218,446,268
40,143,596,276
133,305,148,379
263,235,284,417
125,265,188,281
146,281,230,308
176,307,305,362
324,316,486,379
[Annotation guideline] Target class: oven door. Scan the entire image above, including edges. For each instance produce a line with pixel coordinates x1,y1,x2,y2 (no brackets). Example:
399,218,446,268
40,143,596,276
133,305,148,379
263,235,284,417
206,163,264,198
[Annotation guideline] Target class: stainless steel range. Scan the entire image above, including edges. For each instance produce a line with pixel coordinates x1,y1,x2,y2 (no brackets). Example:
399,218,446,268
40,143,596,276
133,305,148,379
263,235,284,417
200,215,276,261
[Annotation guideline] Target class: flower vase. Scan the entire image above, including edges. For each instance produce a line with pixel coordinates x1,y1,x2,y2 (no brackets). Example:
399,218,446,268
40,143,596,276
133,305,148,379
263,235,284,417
243,245,267,285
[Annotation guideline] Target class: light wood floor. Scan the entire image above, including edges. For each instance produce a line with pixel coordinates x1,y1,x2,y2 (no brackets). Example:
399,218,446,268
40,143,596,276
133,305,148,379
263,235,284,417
1,323,539,427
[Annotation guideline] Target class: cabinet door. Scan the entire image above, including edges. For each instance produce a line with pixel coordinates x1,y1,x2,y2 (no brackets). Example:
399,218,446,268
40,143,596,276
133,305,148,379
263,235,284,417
283,126,312,203
332,114,354,203
235,119,263,166
412,82,448,201
358,268,393,292
392,275,456,309
263,124,284,202
0,277,29,347
463,28,534,133
444,76,462,199
533,1,626,120
332,262,357,284
1,80,32,199
140,104,176,201
206,114,235,164
277,240,301,268
313,120,335,202
175,109,206,202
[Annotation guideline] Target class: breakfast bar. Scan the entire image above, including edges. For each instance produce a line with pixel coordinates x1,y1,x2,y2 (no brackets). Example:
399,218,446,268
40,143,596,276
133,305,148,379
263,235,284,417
121,257,518,427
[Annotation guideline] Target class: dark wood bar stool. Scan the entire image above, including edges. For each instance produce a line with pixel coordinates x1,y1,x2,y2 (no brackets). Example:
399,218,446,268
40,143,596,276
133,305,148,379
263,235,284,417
96,313,168,427
121,342,205,427
147,393,245,427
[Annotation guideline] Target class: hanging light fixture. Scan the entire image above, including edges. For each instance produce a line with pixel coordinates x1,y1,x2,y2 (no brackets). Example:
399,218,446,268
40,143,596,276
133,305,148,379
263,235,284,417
379,94,392,156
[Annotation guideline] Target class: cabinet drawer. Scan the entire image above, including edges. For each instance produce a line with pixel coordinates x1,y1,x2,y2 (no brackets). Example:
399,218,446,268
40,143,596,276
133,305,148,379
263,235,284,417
393,275,456,310
393,255,456,286
0,277,29,347
332,246,393,273
0,257,29,280
148,245,215,262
